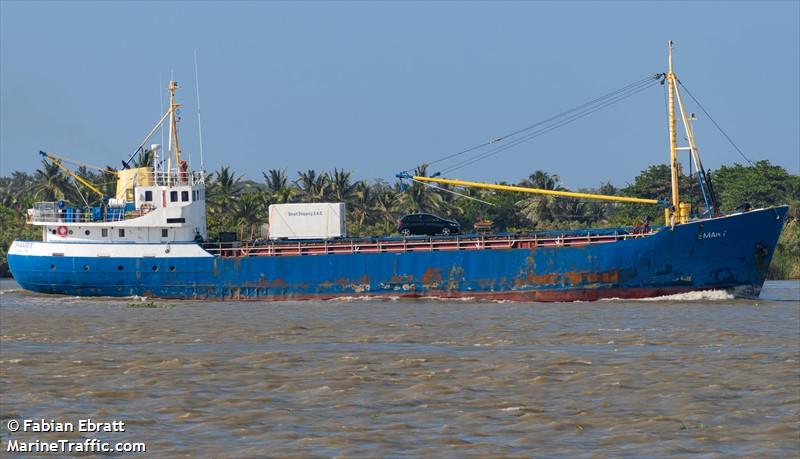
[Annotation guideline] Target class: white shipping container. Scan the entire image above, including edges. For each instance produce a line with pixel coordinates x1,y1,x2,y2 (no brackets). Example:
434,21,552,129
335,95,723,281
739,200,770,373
268,203,347,240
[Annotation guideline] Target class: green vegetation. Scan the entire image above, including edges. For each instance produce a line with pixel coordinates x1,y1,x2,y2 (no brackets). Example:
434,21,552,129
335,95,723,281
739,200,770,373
770,219,800,279
1,160,797,278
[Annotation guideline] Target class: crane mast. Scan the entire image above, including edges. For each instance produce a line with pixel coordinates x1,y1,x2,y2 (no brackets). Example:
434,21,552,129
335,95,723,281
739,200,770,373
401,41,719,226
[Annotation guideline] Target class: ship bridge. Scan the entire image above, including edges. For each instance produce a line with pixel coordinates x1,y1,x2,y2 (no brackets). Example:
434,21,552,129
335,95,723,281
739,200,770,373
27,79,207,245
28,168,207,245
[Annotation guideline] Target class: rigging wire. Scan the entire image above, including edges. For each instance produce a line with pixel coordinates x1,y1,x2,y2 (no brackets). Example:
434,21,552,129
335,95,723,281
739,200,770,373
439,79,661,175
406,74,662,174
41,153,117,175
409,178,494,206
677,80,755,166
441,80,659,174
70,180,90,207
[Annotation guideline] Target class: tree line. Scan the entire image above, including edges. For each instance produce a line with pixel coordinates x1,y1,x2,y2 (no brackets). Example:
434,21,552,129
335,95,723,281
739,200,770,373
1,159,798,278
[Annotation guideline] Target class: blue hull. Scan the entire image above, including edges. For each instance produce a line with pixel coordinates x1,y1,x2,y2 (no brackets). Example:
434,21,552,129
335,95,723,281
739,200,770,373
8,207,788,301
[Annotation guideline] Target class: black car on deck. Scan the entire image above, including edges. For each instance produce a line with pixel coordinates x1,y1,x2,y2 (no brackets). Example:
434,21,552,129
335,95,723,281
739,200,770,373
397,213,460,236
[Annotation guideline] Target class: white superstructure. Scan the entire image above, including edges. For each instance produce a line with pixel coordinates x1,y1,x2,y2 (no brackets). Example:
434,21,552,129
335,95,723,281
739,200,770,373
23,79,207,248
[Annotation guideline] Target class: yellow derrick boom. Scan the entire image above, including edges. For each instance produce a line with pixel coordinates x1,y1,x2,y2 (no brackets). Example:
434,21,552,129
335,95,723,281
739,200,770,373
40,151,105,198
411,175,660,205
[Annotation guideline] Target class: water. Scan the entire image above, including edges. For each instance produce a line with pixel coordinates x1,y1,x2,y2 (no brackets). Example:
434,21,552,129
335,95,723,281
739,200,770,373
1,280,798,458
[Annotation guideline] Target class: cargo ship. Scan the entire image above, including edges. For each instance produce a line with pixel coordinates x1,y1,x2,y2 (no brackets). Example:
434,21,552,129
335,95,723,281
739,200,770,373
7,44,789,301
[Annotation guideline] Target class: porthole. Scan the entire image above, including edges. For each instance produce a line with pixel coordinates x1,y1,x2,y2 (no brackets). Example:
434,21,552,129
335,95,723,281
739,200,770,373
84,230,91,236
152,266,159,272
117,265,124,271
83,265,90,271
68,230,74,235
169,266,176,272
50,264,56,271
51,229,56,235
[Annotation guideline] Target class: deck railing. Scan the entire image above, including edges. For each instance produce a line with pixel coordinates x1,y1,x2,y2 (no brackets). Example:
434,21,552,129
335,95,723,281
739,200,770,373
203,229,658,258
26,202,157,224
116,170,205,188
149,171,205,187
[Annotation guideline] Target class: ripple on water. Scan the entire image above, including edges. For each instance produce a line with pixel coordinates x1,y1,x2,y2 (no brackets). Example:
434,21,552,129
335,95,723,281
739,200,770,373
0,280,798,457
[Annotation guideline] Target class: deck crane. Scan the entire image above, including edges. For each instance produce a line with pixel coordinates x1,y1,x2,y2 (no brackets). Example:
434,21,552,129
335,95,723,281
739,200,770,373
39,150,106,200
397,173,663,206
396,42,721,227
396,172,669,225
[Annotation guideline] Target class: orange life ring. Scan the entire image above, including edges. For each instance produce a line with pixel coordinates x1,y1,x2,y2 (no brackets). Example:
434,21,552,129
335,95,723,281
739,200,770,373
56,226,68,237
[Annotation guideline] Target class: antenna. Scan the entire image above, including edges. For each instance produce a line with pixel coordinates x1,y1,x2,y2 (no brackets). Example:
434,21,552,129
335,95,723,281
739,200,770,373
194,50,205,171
159,74,165,176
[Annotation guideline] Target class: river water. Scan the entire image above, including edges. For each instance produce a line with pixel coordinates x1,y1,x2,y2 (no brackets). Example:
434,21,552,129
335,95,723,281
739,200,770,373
1,280,798,458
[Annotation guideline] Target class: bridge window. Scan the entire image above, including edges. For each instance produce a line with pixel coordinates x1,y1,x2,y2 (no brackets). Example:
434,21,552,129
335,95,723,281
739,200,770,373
145,190,153,202
162,229,168,238
181,191,189,202
170,191,178,202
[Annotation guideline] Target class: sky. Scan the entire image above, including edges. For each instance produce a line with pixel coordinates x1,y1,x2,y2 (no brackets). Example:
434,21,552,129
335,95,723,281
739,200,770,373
1,1,798,190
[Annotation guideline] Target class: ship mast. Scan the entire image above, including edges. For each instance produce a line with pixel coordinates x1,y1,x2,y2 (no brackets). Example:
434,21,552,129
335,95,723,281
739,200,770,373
663,41,716,223
166,80,183,185
666,41,680,215
400,43,730,220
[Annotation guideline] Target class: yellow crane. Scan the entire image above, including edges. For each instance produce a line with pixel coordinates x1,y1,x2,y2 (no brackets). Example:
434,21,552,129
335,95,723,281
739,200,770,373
39,151,106,199
406,175,662,206
396,42,713,227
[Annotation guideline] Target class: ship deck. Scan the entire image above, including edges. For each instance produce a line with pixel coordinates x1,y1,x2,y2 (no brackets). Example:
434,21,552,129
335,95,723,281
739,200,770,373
203,227,659,258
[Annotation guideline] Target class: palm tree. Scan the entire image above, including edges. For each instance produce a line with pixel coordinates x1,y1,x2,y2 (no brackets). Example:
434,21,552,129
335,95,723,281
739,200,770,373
67,165,106,205
214,166,244,197
233,192,265,240
207,166,244,234
401,164,443,214
207,166,243,206
0,172,34,207
372,183,402,229
131,148,155,168
295,169,330,202
262,169,294,203
12,171,34,195
255,188,277,212
30,159,70,201
580,181,617,225
263,169,288,192
434,181,462,220
330,168,357,202
516,170,564,226
552,198,591,226
349,180,374,227
101,166,118,199
272,186,295,204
